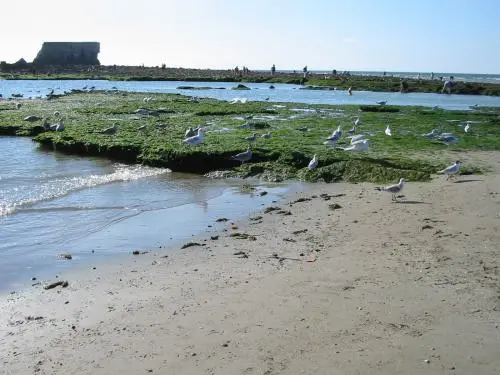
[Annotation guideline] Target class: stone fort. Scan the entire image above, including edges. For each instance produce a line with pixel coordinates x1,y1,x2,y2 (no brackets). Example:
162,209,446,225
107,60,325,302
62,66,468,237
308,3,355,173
33,42,100,66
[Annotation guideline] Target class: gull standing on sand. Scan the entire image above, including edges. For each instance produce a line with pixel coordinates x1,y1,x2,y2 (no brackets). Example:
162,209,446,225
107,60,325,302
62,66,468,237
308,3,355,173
354,117,360,126
381,178,405,201
385,125,392,136
183,128,205,145
231,148,252,164
437,161,461,180
348,134,366,144
464,122,471,133
308,155,318,170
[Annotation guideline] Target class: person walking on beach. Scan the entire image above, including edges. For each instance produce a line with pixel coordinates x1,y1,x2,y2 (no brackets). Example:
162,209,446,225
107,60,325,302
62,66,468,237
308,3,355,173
271,64,276,76
303,65,308,78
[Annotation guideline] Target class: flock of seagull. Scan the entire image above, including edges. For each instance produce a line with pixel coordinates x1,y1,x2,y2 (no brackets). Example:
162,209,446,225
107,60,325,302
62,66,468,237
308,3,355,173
17,94,468,200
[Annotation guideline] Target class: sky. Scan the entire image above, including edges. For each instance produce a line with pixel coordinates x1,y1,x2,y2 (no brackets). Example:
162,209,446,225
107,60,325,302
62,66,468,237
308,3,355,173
1,0,499,74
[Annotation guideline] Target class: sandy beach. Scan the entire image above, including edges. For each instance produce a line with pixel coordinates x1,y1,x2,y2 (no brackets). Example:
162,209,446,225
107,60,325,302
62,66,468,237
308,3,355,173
2,151,499,375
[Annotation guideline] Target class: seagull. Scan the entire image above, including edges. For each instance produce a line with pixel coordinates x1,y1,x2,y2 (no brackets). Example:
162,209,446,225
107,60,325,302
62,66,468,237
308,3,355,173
338,139,369,152
348,134,367,144
245,133,257,142
353,117,360,126
183,128,205,145
45,118,65,132
437,134,458,145
347,87,353,96
464,123,471,133
136,124,147,131
261,132,272,139
381,178,405,201
437,161,461,180
231,148,252,164
326,126,342,142
308,155,318,170
422,129,438,138
24,115,42,122
385,125,392,136
100,123,119,135
376,100,387,105
185,127,196,137
230,98,248,104
346,125,356,136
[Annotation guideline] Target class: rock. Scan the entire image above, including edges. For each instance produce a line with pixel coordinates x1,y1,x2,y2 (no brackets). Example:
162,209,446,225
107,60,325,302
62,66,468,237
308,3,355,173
229,233,257,241
292,229,308,235
59,253,72,260
258,191,268,196
232,84,250,90
43,280,68,290
181,242,203,249
216,217,229,222
33,42,100,66
290,197,312,204
210,235,219,240
264,206,281,213
249,215,263,221
328,203,342,210
132,250,149,255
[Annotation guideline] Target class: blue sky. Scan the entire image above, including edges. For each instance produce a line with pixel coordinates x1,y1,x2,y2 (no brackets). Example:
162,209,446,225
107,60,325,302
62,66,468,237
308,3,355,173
2,0,498,73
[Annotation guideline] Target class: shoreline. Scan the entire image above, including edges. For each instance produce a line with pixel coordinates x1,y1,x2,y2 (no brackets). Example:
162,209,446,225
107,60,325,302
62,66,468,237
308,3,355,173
1,67,500,96
2,151,499,374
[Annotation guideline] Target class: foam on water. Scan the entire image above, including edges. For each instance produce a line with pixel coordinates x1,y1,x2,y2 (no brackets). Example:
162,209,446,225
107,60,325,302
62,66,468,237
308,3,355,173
0,163,170,216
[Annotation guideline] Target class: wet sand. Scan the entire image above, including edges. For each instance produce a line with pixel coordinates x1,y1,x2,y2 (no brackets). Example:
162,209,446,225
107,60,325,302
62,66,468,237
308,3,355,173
2,151,500,375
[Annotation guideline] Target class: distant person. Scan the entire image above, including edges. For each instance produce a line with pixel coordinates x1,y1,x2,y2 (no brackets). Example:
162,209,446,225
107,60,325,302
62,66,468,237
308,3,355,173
430,72,435,80
303,65,308,78
271,64,276,76
332,69,337,76
400,79,408,93
442,78,454,94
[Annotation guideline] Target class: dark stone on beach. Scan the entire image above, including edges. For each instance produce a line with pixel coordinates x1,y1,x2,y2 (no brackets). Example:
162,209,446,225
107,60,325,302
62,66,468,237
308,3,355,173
43,280,68,290
421,224,433,230
291,197,311,204
328,203,342,210
181,242,203,249
132,250,149,255
31,277,37,281
233,251,249,258
292,229,308,235
59,253,72,260
259,191,268,196
229,233,257,241
216,217,229,222
210,235,219,240
264,206,280,213
249,215,263,221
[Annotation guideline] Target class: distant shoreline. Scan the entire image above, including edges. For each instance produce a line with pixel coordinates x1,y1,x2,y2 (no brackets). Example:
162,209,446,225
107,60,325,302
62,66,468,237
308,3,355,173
1,66,500,96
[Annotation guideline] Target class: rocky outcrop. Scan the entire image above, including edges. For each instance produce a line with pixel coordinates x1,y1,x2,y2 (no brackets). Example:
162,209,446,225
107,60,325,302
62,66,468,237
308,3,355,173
33,42,100,66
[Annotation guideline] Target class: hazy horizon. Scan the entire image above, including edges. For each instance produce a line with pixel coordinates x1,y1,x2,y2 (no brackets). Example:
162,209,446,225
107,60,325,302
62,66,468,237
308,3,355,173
2,0,499,75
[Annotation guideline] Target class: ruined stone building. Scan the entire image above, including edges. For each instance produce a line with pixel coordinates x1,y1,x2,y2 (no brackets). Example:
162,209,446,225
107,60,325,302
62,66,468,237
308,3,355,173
33,42,100,66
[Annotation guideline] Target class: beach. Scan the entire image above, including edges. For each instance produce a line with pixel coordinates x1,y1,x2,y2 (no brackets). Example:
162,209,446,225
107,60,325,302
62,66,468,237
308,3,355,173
2,150,499,375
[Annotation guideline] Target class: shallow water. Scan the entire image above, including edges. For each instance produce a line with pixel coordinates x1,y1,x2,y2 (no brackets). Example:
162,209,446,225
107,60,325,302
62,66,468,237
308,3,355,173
2,79,500,110
0,137,299,291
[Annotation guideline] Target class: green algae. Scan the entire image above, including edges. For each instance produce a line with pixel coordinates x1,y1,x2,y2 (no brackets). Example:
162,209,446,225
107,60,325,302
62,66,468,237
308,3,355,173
1,91,498,183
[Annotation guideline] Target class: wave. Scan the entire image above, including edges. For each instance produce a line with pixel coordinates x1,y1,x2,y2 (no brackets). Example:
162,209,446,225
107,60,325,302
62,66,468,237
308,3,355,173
0,163,170,216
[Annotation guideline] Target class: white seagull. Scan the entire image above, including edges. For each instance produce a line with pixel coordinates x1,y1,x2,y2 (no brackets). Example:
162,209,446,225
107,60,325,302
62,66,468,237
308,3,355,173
464,123,471,133
245,133,257,142
338,139,369,152
261,132,272,139
326,125,342,142
346,125,356,136
385,125,392,136
437,161,461,180
185,127,196,138
422,129,438,138
354,117,360,126
308,155,318,170
348,134,367,144
100,123,119,135
231,148,252,164
183,128,205,145
382,178,405,201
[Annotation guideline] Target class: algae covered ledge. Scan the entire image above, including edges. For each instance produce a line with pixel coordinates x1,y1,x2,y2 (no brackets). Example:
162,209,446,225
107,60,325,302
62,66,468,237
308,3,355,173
1,90,498,183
